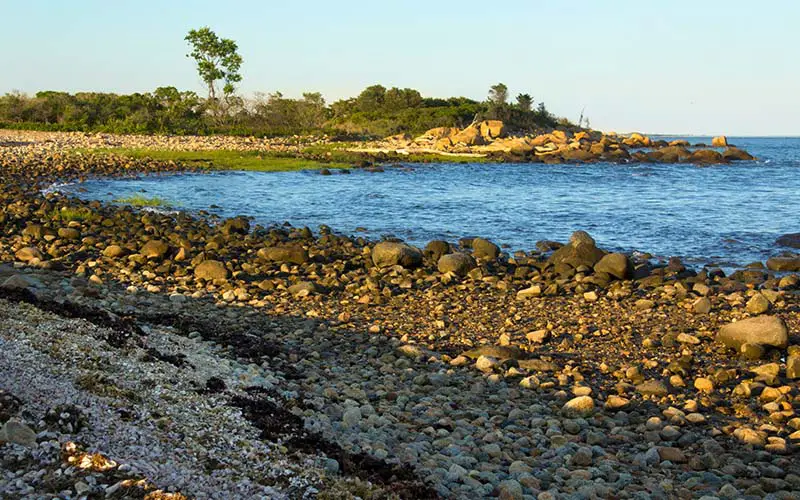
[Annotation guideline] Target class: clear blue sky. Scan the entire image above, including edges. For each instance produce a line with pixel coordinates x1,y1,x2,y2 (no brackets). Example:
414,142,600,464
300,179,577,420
1,0,798,135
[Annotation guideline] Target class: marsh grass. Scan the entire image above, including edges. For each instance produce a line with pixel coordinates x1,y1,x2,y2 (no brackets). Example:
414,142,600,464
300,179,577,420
84,148,351,172
52,207,97,222
112,194,171,207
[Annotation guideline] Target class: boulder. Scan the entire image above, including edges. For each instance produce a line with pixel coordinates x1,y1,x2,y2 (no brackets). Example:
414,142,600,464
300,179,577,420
689,149,725,164
258,246,309,265
657,145,692,163
717,315,788,350
437,253,477,276
417,127,458,141
194,260,228,281
548,231,606,269
371,241,422,269
220,217,250,235
451,126,485,146
550,130,569,144
711,136,728,147
776,233,800,249
594,252,633,280
722,147,755,161
140,239,169,259
478,120,506,140
472,237,500,260
423,240,451,263
561,149,596,162
766,256,800,272
15,247,43,263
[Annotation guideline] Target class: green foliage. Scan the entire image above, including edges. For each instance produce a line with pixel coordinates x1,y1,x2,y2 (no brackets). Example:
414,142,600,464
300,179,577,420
0,88,204,134
51,207,96,222
0,83,566,137
488,83,508,106
112,194,171,207
185,27,243,101
516,93,533,112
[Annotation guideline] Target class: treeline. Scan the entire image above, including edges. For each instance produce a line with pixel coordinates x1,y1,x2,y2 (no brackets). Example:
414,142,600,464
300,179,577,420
0,83,565,138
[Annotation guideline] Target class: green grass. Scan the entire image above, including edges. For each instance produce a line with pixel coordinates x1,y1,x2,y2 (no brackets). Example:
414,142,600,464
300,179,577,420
51,207,97,222
86,148,352,172
112,194,171,207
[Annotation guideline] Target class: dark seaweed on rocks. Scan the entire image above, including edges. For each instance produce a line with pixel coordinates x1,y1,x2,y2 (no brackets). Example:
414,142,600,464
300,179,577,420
231,388,439,500
0,285,142,348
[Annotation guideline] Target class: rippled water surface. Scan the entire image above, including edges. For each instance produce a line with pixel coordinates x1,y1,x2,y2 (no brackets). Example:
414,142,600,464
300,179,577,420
64,137,800,266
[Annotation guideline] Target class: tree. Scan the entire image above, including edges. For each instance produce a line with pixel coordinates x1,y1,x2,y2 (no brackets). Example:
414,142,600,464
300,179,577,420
516,93,533,112
185,27,243,104
488,83,508,106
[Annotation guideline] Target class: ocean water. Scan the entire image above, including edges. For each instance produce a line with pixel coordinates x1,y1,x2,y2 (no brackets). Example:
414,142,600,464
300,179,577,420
62,137,800,267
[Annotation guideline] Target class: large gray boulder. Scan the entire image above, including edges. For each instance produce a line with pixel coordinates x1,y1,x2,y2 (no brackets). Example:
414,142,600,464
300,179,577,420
371,242,422,269
548,231,606,269
437,253,476,276
717,315,789,350
258,246,309,265
594,252,633,280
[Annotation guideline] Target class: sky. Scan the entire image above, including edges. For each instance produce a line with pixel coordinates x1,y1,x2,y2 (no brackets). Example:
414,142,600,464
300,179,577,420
1,0,798,136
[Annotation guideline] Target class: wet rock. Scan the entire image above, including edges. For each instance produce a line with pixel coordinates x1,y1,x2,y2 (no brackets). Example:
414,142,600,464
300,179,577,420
423,240,451,263
437,253,477,277
717,315,788,350
472,238,500,260
548,231,606,269
594,252,633,280
766,256,800,272
258,246,309,265
371,241,422,269
194,260,228,281
221,217,250,235
722,147,755,161
776,233,800,249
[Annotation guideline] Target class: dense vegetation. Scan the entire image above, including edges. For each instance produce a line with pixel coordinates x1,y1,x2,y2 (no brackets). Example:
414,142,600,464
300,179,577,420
1,27,568,138
0,84,566,138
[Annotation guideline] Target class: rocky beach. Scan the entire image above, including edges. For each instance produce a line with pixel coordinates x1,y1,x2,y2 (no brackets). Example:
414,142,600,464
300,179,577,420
1,130,799,499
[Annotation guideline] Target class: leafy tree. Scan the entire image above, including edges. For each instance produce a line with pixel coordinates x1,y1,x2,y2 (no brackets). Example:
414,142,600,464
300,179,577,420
355,85,387,113
516,93,533,112
488,83,508,106
185,27,243,103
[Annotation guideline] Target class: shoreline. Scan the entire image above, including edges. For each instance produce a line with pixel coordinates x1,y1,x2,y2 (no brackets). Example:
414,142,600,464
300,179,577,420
2,131,800,498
